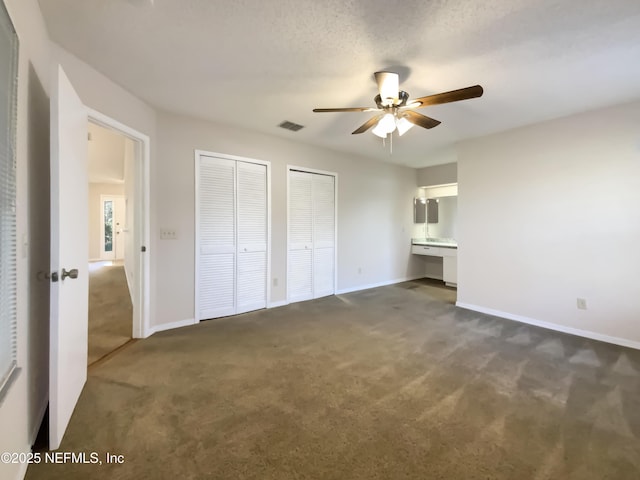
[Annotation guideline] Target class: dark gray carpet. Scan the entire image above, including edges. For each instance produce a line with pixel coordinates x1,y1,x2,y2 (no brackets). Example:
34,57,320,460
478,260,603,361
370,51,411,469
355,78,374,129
28,279,640,479
88,263,132,365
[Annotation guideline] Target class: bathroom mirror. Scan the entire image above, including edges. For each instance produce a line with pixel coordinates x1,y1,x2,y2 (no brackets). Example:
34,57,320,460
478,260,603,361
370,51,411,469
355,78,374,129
428,196,457,238
414,197,426,223
427,198,439,224
414,197,442,224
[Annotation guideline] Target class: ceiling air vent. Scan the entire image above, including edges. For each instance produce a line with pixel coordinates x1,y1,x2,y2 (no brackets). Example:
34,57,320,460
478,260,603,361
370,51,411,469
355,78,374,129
278,120,304,132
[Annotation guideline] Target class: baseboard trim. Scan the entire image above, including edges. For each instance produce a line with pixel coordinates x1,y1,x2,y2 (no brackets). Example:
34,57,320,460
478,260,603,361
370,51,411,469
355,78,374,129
336,275,425,295
149,318,196,335
268,300,288,309
456,302,640,351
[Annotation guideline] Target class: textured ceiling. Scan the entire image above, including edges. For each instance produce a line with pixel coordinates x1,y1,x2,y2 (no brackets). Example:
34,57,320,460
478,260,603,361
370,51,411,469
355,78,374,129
38,0,640,167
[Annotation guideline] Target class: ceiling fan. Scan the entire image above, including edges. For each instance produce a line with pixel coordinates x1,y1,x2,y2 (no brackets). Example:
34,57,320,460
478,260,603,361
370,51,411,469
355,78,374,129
313,72,484,138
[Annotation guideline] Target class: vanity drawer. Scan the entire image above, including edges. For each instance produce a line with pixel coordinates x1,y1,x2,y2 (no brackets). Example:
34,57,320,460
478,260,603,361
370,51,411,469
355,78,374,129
441,247,457,257
411,245,443,257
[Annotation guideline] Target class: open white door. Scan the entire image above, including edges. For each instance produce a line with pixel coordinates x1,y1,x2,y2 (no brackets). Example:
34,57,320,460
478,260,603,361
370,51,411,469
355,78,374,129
49,65,89,450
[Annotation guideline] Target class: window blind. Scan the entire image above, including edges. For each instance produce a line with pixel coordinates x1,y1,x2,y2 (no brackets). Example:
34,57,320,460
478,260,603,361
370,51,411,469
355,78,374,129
0,1,19,397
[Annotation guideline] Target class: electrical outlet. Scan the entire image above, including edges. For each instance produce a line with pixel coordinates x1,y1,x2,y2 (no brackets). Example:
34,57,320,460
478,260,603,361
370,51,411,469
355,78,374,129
273,278,278,287
577,298,587,310
160,228,178,240
358,267,362,274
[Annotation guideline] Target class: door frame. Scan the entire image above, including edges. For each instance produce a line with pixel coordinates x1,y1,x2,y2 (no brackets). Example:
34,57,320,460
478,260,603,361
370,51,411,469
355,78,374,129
286,165,338,304
99,194,125,260
88,109,151,338
194,149,272,323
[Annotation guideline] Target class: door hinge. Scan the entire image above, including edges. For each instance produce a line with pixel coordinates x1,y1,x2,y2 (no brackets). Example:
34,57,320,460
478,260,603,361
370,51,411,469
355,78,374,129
51,271,59,282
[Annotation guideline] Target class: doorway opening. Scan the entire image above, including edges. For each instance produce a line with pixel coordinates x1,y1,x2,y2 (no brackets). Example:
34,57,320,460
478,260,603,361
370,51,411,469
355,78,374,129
86,111,150,365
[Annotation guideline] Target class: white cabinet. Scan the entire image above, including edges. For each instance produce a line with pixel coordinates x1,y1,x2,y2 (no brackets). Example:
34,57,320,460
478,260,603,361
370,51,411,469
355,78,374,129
288,170,335,303
442,250,457,286
196,154,268,320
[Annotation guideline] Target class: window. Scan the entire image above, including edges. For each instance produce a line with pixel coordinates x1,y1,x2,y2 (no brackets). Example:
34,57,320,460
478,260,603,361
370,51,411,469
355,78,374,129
0,1,19,398
104,200,113,252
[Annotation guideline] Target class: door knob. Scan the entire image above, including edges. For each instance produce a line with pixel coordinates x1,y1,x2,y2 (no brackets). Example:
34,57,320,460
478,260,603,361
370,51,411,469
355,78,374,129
61,268,79,280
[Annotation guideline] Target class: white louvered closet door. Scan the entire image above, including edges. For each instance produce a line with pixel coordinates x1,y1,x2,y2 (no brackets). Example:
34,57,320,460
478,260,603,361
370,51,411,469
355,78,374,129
198,157,236,319
312,174,335,298
236,161,267,314
288,170,313,302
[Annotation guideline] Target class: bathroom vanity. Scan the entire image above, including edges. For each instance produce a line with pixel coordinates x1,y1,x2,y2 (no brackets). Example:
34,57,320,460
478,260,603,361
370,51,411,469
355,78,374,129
413,185,458,287
411,238,457,287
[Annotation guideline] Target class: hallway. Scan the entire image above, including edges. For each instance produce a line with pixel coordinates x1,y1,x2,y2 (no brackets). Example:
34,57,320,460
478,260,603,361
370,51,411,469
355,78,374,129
88,261,132,365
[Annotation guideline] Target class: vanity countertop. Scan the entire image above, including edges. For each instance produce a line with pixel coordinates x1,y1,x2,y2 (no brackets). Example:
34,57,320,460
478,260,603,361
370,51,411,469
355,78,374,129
412,238,458,248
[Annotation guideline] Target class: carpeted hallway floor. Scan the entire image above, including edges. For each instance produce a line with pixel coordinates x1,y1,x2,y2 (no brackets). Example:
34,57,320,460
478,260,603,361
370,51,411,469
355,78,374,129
88,262,132,365
28,279,640,479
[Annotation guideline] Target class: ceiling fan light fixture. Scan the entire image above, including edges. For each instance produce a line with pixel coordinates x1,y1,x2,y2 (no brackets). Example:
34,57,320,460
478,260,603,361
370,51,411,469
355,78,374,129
371,123,388,138
313,71,484,147
378,113,396,133
375,72,399,106
396,116,414,136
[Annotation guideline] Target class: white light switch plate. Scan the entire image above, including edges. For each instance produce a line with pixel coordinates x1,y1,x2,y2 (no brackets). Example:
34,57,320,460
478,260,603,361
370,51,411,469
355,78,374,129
160,228,177,240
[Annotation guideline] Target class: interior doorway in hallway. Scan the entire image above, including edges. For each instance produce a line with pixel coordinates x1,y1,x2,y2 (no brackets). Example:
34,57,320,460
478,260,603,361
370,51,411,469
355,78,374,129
86,113,149,364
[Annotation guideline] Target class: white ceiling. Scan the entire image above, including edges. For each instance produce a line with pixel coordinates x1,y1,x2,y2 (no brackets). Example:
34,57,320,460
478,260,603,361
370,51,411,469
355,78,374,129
39,0,640,168
88,122,125,183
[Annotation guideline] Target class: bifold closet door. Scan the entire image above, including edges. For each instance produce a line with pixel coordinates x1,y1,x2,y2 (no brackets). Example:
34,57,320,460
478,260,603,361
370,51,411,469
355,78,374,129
288,171,313,302
197,155,268,320
312,174,335,299
288,170,335,303
236,161,267,314
198,157,236,319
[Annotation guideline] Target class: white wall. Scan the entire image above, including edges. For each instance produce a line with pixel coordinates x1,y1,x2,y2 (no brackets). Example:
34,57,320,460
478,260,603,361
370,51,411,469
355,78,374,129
1,1,51,479
417,161,457,187
88,183,125,260
154,111,423,327
457,100,640,346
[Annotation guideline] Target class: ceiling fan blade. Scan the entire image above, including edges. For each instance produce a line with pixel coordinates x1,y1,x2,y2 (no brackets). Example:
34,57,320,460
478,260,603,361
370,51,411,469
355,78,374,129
374,71,399,105
403,110,441,129
352,115,383,135
313,107,377,112
412,85,484,108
